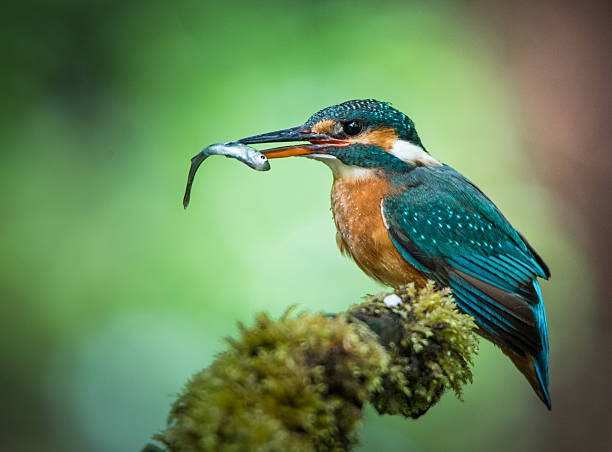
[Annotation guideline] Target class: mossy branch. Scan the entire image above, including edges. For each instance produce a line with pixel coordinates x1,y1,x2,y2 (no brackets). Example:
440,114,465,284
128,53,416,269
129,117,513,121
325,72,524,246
143,282,478,452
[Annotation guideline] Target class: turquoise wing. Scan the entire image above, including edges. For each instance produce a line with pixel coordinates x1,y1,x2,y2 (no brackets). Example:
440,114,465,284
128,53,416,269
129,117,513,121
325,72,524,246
382,166,550,400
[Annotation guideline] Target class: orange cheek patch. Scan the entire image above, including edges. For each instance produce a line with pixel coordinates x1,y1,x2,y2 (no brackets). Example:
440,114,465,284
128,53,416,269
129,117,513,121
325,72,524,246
311,119,336,135
352,127,398,150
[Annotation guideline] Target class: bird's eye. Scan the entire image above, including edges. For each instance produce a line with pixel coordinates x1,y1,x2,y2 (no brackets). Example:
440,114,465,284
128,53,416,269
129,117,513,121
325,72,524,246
342,120,363,136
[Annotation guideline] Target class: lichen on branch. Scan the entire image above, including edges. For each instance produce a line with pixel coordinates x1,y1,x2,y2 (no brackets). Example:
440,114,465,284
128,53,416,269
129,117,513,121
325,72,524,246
352,283,478,418
145,282,478,452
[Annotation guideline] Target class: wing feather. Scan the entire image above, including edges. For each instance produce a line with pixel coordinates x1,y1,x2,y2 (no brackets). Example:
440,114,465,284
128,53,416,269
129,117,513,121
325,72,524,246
380,167,548,357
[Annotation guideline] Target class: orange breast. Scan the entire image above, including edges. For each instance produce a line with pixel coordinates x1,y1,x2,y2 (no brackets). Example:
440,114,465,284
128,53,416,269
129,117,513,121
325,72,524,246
331,172,427,288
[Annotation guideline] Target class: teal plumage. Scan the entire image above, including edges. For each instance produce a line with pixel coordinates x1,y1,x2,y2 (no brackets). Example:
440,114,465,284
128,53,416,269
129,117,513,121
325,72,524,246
305,99,423,144
382,165,551,408
332,144,413,171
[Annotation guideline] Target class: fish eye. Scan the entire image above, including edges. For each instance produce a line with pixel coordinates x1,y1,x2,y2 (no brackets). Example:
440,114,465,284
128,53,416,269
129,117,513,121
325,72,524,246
342,120,363,136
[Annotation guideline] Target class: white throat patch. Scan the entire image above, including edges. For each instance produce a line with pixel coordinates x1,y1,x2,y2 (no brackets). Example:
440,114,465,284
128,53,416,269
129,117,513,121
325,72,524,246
388,139,441,166
305,154,374,180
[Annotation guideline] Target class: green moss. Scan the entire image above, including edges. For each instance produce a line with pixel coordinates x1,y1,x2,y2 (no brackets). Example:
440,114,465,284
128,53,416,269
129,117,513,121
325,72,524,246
153,308,388,452
148,283,478,451
351,282,478,418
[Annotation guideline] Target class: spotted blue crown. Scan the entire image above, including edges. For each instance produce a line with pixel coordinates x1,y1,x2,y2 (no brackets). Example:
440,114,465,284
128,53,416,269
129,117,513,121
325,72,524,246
305,99,422,145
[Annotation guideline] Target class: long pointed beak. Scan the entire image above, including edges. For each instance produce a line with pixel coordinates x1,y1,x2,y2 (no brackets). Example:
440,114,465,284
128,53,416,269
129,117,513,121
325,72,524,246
237,126,350,158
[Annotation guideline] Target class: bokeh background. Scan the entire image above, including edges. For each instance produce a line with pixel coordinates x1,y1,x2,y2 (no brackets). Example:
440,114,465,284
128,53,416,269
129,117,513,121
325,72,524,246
2,1,611,451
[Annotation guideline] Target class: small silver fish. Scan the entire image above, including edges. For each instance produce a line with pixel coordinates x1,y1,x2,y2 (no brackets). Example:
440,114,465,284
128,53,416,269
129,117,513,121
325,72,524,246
183,142,270,208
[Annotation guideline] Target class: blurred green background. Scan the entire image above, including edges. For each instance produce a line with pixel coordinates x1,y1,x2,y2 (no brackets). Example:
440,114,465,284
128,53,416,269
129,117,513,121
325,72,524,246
2,1,610,451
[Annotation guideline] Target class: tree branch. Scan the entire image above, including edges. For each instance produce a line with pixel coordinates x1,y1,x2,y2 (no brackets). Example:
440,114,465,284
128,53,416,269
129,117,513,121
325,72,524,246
143,282,478,452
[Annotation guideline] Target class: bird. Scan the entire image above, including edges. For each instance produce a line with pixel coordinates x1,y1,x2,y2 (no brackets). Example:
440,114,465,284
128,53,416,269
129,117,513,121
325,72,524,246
236,99,551,409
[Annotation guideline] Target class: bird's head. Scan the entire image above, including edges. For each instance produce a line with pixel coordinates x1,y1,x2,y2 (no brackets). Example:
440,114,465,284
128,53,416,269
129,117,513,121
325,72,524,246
238,99,440,177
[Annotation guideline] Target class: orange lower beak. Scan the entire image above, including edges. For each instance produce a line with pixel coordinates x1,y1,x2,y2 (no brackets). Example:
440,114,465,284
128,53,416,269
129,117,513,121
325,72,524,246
261,140,350,159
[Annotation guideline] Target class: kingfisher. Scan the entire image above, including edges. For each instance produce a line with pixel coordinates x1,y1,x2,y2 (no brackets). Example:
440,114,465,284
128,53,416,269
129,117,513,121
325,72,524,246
236,99,551,409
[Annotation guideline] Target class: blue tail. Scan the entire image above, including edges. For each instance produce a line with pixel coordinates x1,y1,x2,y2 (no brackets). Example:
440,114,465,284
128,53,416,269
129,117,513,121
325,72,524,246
447,271,551,408
532,280,551,409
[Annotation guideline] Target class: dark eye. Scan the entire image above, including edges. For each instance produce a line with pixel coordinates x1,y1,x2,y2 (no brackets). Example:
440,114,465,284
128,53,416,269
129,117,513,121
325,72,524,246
342,120,363,136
